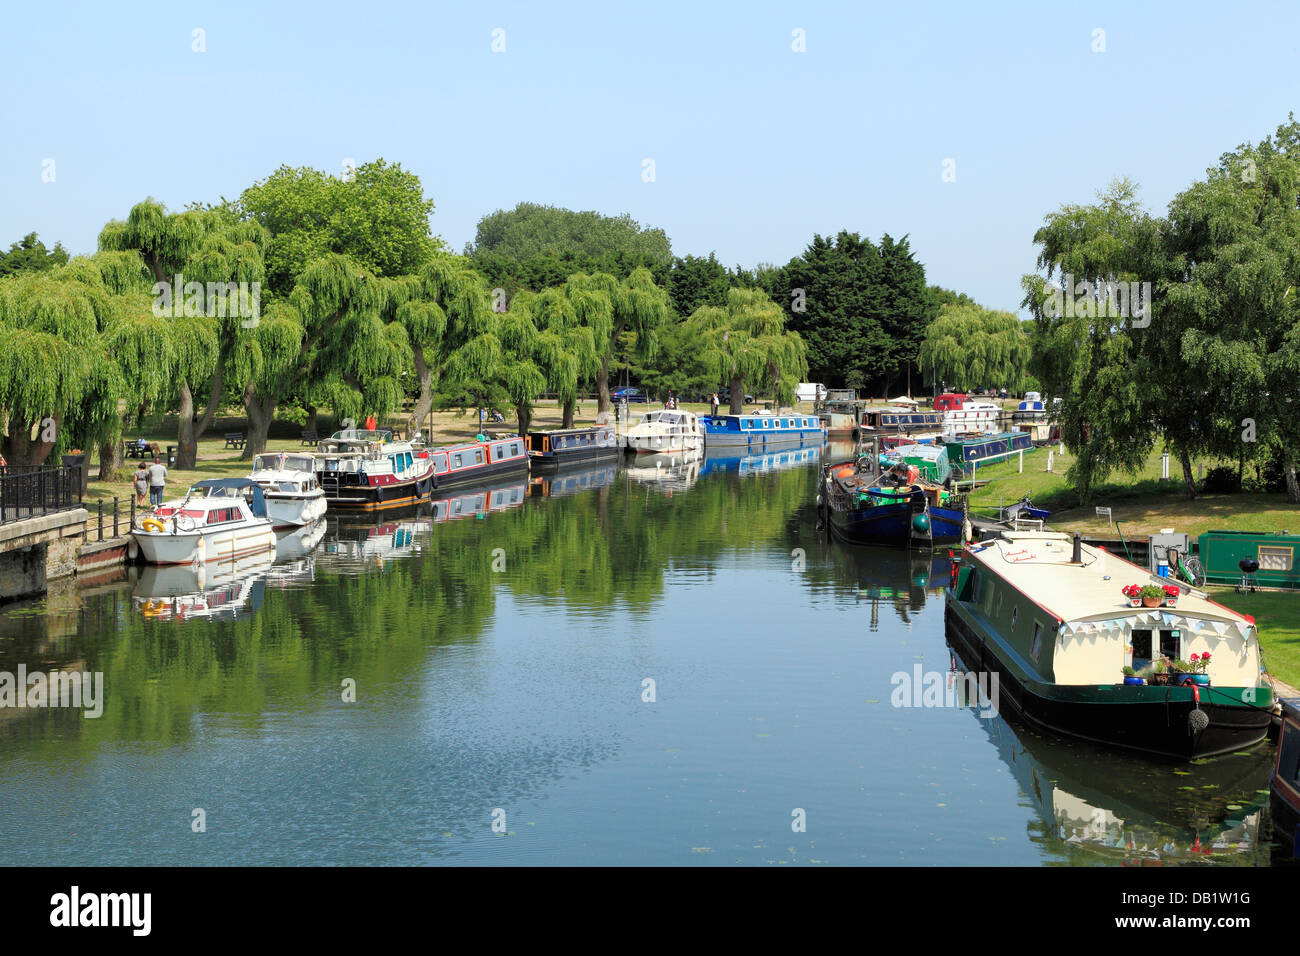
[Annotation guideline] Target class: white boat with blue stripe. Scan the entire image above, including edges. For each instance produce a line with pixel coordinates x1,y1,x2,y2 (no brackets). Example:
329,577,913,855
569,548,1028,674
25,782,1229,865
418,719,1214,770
702,412,826,449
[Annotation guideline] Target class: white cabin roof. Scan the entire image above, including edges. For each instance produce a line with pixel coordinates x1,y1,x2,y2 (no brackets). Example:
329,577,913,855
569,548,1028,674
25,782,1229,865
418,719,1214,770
964,531,1250,626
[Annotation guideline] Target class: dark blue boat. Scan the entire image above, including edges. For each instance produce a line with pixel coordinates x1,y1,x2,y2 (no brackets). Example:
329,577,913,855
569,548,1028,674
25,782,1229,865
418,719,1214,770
818,460,963,548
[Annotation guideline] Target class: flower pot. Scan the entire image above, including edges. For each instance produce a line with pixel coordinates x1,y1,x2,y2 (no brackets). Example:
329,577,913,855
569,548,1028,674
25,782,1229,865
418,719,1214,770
1149,673,1170,686
1142,596,1161,608
1129,598,1141,607
1123,676,1145,686
1188,674,1210,687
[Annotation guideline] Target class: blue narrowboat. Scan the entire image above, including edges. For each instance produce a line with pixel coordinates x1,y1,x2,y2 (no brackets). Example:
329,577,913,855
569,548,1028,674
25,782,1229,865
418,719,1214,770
702,412,826,449
942,430,1032,469
858,406,945,436
818,459,964,549
1273,699,1300,856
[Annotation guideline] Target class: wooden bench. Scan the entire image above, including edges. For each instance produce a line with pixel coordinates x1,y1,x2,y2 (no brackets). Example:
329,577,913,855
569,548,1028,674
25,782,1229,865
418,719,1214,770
224,433,246,450
300,430,318,446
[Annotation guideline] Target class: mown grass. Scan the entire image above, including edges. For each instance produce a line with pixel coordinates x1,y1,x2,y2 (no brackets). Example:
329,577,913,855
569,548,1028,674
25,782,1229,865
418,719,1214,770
1207,587,1300,691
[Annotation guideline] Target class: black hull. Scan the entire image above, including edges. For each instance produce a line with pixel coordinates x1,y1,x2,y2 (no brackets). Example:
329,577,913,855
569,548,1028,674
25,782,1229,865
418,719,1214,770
945,603,1273,761
1273,789,1299,855
528,446,621,472
321,473,435,511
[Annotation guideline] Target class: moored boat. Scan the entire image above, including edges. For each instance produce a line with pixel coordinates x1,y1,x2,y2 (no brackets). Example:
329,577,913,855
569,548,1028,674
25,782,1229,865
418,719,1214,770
941,399,1002,435
526,425,619,470
858,405,945,439
315,429,436,510
945,530,1275,760
248,451,327,528
818,457,963,549
130,478,276,565
702,412,825,449
941,430,1032,471
1272,699,1300,855
626,409,705,454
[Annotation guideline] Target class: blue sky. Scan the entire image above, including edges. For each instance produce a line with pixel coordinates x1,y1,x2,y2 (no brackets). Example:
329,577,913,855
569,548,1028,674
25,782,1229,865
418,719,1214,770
3,0,1298,313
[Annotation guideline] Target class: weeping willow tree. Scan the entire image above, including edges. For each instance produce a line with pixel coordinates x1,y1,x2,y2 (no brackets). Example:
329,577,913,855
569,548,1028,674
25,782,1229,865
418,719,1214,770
0,270,118,469
486,293,547,436
682,287,808,413
565,268,669,415
916,303,1032,393
528,284,603,427
98,198,270,468
381,255,495,435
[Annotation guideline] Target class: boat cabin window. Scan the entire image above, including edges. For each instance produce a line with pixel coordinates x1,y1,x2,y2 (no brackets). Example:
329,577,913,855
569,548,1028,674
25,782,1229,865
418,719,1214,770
475,450,484,465
1278,720,1300,790
1259,546,1293,571
762,419,771,428
453,453,463,468
1131,628,1181,667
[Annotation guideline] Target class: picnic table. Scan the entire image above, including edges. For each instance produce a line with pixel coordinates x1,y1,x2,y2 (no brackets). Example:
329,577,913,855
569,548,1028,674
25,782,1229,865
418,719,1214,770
224,433,246,450
300,430,319,446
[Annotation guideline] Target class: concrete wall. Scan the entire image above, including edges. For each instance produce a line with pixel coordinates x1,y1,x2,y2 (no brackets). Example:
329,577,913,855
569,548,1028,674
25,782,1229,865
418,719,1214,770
0,509,91,604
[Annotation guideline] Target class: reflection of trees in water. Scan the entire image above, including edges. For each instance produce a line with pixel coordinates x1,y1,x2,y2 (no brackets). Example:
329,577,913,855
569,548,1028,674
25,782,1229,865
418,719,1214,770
0,457,824,758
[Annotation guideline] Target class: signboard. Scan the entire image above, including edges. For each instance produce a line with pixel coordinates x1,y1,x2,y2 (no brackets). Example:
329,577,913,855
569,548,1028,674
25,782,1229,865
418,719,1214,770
1095,506,1112,520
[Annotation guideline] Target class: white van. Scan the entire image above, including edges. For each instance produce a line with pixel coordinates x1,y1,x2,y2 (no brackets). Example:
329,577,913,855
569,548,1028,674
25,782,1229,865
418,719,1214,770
796,383,827,404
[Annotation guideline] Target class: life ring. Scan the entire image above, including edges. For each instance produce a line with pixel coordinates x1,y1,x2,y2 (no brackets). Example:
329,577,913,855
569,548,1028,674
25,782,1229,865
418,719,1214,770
141,517,165,533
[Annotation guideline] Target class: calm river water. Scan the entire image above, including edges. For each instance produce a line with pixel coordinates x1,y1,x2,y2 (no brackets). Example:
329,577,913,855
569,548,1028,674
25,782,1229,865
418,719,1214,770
0,443,1281,865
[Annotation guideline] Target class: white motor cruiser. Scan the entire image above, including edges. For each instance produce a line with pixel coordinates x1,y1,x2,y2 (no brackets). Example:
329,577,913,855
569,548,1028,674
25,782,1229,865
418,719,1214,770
130,478,276,566
626,409,705,454
248,451,328,528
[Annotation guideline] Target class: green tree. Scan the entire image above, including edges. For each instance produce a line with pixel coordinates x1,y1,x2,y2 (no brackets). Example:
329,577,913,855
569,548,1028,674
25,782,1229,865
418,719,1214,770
681,287,808,413
0,233,69,277
917,304,1032,393
239,159,442,299
773,231,930,394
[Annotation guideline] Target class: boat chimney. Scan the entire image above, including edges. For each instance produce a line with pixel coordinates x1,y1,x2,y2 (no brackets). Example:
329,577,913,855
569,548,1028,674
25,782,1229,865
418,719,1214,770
1071,533,1082,564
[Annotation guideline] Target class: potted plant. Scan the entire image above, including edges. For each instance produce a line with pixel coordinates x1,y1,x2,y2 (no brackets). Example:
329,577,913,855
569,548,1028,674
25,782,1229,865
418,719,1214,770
1162,584,1180,607
1122,584,1142,607
1122,665,1144,686
1139,584,1165,608
1168,659,1196,685
1146,660,1171,686
1185,652,1211,686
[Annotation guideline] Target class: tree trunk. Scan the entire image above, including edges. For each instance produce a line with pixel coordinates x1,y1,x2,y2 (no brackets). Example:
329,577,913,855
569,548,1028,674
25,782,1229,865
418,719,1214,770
97,437,125,484
175,366,223,471
1179,449,1198,499
515,403,532,439
597,355,612,415
305,404,318,434
562,398,576,429
410,347,435,434
2,415,59,468
1284,453,1300,504
242,383,277,460
729,375,744,415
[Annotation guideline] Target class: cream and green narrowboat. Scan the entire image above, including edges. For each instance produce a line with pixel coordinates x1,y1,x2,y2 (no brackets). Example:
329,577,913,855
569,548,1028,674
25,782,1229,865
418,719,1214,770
946,530,1274,760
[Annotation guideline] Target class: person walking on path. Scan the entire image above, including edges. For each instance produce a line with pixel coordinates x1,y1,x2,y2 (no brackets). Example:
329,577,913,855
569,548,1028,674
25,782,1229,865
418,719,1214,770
133,462,150,507
147,457,168,508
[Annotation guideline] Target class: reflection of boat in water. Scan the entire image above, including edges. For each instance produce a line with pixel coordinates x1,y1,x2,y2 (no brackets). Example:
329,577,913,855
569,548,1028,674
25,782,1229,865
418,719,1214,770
132,548,274,621
955,637,1275,864
528,462,618,498
266,517,327,587
624,451,701,493
324,512,433,564
430,478,528,522
700,443,822,478
825,545,949,630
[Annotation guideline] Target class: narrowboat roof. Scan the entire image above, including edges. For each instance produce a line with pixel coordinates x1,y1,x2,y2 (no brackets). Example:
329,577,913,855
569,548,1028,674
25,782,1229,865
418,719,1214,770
944,430,1023,445
1281,698,1300,722
526,426,612,437
964,531,1252,626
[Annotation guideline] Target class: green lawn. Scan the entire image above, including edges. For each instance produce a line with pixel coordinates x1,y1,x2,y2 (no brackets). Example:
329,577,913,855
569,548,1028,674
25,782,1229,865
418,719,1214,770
1208,587,1300,691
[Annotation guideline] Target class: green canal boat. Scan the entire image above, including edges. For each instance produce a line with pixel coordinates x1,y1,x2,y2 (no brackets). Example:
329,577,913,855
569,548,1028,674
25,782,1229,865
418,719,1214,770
946,530,1274,760
1197,529,1300,590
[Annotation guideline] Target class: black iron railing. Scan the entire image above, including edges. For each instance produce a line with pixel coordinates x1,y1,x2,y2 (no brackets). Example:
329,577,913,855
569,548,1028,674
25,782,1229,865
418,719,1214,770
0,464,83,526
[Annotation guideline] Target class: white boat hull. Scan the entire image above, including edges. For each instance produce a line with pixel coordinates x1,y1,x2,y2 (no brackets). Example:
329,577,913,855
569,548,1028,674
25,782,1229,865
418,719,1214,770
133,523,276,566
265,492,327,529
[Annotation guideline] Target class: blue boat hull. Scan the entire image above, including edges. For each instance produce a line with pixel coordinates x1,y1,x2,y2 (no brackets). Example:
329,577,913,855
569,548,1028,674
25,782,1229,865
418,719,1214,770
827,500,963,547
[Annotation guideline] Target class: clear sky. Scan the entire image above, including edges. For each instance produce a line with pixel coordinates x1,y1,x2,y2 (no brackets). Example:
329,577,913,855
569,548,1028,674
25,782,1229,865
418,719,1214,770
3,0,1298,313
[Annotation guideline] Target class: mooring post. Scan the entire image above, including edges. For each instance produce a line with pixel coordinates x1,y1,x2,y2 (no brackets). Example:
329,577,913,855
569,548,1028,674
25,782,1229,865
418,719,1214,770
113,497,119,537
97,499,103,541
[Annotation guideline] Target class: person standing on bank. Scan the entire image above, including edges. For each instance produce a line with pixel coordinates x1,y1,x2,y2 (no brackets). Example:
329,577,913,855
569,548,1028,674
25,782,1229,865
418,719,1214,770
147,456,168,508
133,462,150,507
710,392,720,417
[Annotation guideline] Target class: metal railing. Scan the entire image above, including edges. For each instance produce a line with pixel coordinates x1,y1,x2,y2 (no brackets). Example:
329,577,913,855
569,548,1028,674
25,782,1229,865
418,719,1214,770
0,464,83,526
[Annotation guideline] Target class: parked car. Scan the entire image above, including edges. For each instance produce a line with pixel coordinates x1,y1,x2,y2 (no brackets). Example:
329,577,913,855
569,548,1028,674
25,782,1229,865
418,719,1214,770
718,387,755,405
611,387,649,403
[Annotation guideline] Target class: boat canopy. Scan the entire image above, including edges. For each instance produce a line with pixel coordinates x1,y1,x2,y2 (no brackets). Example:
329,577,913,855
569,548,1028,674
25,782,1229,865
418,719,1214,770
188,478,268,518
